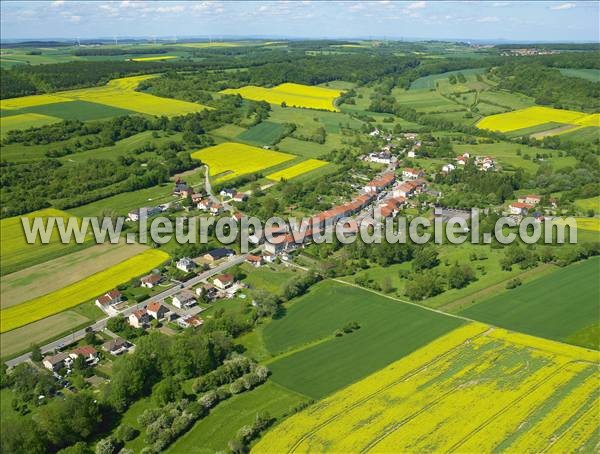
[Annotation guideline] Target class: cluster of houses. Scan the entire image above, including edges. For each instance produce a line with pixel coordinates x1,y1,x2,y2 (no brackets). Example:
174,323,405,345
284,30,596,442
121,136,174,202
42,345,100,372
441,153,497,174
507,194,557,223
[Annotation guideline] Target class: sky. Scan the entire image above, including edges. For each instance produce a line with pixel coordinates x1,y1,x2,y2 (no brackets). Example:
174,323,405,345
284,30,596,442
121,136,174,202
1,1,598,42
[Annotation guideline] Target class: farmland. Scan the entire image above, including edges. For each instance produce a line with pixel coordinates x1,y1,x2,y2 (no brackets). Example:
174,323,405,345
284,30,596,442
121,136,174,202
221,83,343,111
131,55,177,62
0,208,94,276
236,121,286,146
1,113,62,136
191,142,295,183
462,258,600,349
1,241,148,308
262,281,463,398
255,323,599,453
477,106,600,134
0,249,169,333
266,159,328,181
575,196,600,213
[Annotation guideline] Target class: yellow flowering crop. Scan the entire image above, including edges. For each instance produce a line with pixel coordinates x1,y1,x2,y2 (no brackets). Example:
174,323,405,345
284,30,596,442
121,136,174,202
253,323,599,454
0,249,170,333
266,159,328,181
477,106,592,133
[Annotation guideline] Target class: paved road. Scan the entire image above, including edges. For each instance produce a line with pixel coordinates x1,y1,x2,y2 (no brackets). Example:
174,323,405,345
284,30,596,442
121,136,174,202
5,254,248,368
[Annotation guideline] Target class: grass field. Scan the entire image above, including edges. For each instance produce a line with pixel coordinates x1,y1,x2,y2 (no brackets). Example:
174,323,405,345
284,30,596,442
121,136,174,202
237,121,285,145
0,208,95,276
461,258,600,349
409,68,487,90
191,142,295,183
262,280,463,399
255,322,599,453
1,113,62,136
558,68,600,82
575,196,600,213
221,83,343,111
0,249,169,333
477,106,599,134
1,241,148,308
266,159,328,181
0,310,90,358
167,382,307,454
241,263,302,295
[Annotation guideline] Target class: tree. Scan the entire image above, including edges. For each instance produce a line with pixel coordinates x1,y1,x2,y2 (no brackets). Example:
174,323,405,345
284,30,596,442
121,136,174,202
447,263,476,289
152,376,183,406
95,437,118,454
412,246,440,271
0,416,46,454
30,344,43,362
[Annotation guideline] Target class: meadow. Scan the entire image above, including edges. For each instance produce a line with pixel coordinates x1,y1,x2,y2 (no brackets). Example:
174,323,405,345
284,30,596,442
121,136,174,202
262,280,463,398
266,159,328,181
18,100,134,121
236,121,286,146
477,106,599,134
575,196,600,213
221,83,343,111
558,68,600,82
1,241,148,308
462,257,600,349
409,67,487,90
191,142,295,183
255,323,599,453
0,208,94,276
0,249,169,333
166,382,307,454
1,113,62,136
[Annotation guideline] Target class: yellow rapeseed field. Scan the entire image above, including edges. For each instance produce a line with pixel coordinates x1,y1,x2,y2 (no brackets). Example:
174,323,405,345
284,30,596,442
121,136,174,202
0,249,169,333
220,83,343,111
0,94,73,110
131,56,177,62
477,106,592,133
254,323,599,454
266,159,328,181
191,142,295,183
61,75,208,116
1,113,62,136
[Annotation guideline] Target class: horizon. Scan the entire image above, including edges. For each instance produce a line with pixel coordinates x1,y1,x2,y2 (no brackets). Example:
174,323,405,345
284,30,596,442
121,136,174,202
1,1,599,42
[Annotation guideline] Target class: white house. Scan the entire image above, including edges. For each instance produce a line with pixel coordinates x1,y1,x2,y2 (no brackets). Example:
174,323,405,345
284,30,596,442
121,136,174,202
442,163,456,173
140,274,162,288
213,274,234,290
129,309,150,328
43,352,71,371
177,315,203,329
509,202,533,215
402,168,424,180
245,255,264,268
70,346,98,364
176,257,196,273
172,290,197,309
146,302,169,320
95,290,122,310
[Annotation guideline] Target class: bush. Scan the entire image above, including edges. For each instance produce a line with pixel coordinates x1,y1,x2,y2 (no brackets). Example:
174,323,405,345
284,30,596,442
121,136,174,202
505,278,522,289
114,424,138,443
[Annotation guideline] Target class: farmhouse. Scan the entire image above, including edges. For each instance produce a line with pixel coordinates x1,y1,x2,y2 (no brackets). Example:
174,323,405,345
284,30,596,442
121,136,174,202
95,289,122,310
367,151,394,165
176,257,196,273
128,206,161,221
42,352,71,371
518,194,542,205
233,192,248,202
203,248,235,263
213,274,235,290
129,308,150,328
402,167,424,180
140,273,162,288
147,302,169,320
509,202,533,215
172,290,196,309
102,338,131,356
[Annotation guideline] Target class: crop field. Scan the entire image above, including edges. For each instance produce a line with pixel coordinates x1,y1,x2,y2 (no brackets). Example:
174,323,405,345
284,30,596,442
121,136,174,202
255,323,600,453
0,113,62,136
0,249,169,333
262,281,463,398
167,382,307,454
0,310,90,358
191,142,295,183
0,208,95,276
131,55,177,62
409,67,487,90
477,106,599,134
221,83,343,111
19,100,134,121
461,258,600,349
1,241,148,309
237,121,285,145
266,159,328,181
391,88,458,112
550,217,600,233
0,94,73,110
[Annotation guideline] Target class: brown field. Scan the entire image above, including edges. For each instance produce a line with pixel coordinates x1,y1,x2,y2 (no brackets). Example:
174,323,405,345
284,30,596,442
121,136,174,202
0,241,148,309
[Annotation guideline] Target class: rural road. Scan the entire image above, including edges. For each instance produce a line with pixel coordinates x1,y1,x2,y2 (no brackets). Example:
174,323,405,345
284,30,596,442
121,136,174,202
5,253,249,368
